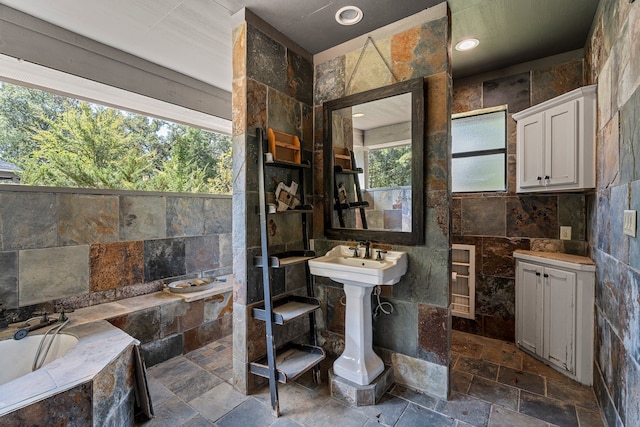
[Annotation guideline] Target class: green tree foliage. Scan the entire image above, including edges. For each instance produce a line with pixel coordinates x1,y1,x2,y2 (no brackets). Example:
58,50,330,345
0,82,232,193
368,145,412,188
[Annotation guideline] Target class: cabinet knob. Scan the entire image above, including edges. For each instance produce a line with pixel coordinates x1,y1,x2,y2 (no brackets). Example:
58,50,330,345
544,273,549,278
537,176,542,181
535,272,541,276
544,175,550,180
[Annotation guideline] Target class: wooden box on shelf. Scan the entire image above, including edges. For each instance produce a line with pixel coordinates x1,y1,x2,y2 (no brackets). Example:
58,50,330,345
268,128,301,164
333,147,352,171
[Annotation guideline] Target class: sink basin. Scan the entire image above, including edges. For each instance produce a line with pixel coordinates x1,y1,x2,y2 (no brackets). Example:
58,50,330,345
308,245,407,286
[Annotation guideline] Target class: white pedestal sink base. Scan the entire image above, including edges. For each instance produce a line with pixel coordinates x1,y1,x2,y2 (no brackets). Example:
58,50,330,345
333,282,384,386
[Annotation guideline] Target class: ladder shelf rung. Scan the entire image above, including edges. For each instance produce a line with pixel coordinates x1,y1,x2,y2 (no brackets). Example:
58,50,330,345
253,250,316,268
249,343,325,384
252,296,321,325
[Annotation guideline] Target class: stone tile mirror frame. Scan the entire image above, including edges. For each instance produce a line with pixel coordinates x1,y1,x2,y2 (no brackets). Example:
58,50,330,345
323,78,426,245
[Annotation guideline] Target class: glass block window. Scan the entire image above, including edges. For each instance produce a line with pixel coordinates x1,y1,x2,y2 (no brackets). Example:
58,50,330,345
452,108,507,193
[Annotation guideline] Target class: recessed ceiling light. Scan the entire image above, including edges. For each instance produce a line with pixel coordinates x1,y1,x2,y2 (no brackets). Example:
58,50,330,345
455,38,479,51
352,112,365,118
335,6,363,26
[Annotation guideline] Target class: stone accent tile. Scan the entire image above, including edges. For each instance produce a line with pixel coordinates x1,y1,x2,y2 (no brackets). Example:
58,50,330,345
482,237,530,278
477,276,516,318
426,191,449,249
393,352,448,399
267,88,301,136
345,38,392,95
314,56,346,105
426,73,450,135
93,345,135,424
90,241,144,291
245,78,267,138
417,304,448,365
286,49,313,106
609,184,630,263
301,105,313,152
468,376,519,411
452,82,482,114
119,195,166,240
144,238,186,282
483,72,530,114
597,189,611,253
219,233,233,271
452,198,461,236
0,251,18,308
185,235,219,273
19,245,90,306
395,403,455,427
620,86,640,183
488,405,547,427
232,77,247,137
426,131,449,191
109,308,160,344
183,316,233,353
455,356,499,381
599,113,620,190
167,197,204,237
497,366,545,395
624,356,640,426
461,197,505,236
0,192,56,250
142,334,184,367
0,382,92,427
558,194,586,241
232,23,246,81
435,392,491,427
204,197,232,235
203,291,233,323
393,247,448,307
57,194,119,245
162,300,204,336
531,60,583,105
246,24,286,93
391,18,448,81
519,391,579,427
506,195,558,238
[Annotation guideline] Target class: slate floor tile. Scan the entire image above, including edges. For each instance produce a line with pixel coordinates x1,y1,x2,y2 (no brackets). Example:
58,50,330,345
303,399,369,427
546,377,598,408
181,415,216,427
519,391,579,427
137,396,198,427
395,403,456,427
450,370,473,394
467,376,519,410
356,393,408,426
188,381,247,423
165,368,223,402
435,392,492,427
497,366,545,395
487,405,546,427
216,398,276,427
455,355,499,381
389,384,439,409
481,344,523,370
575,406,606,427
253,382,330,424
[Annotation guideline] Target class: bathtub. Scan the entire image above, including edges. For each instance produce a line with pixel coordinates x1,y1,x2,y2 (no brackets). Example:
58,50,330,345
0,333,79,385
0,320,137,420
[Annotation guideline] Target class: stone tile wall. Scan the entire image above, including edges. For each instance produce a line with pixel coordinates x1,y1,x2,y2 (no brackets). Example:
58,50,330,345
313,4,452,399
231,11,315,394
0,188,232,321
451,59,588,342
585,1,640,425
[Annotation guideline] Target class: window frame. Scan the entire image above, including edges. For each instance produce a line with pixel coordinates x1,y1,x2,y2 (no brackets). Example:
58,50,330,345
451,105,508,194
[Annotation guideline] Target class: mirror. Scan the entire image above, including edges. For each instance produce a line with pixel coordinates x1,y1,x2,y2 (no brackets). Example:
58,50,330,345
323,78,425,245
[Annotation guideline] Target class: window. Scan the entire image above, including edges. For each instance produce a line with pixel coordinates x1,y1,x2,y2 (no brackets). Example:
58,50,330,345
452,107,507,193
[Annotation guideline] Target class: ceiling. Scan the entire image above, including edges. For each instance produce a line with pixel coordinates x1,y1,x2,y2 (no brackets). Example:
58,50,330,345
0,0,599,94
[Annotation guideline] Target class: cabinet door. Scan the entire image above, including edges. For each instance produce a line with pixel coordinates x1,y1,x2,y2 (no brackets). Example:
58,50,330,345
543,266,576,373
518,114,545,188
516,261,544,356
545,100,577,187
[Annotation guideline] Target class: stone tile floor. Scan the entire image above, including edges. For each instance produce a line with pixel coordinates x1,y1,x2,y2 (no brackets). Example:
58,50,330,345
137,331,605,427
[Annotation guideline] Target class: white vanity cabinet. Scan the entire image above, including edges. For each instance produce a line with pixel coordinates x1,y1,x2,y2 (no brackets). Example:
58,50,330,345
514,250,595,385
513,85,596,193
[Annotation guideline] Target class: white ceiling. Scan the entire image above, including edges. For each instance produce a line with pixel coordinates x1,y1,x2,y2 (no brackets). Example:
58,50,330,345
0,0,599,94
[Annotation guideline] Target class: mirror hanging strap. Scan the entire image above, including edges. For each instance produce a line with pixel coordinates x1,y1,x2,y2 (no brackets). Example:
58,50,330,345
345,36,399,93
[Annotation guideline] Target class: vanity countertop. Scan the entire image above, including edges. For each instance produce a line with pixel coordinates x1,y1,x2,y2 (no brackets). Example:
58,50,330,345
513,250,595,271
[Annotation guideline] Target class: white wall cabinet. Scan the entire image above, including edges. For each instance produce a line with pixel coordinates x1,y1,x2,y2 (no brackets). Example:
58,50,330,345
513,85,596,193
514,251,595,385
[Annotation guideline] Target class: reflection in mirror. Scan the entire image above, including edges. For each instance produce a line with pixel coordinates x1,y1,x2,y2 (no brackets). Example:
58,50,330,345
323,78,425,245
331,93,412,231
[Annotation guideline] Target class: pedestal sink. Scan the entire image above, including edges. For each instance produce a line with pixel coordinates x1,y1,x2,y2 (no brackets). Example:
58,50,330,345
308,245,408,385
